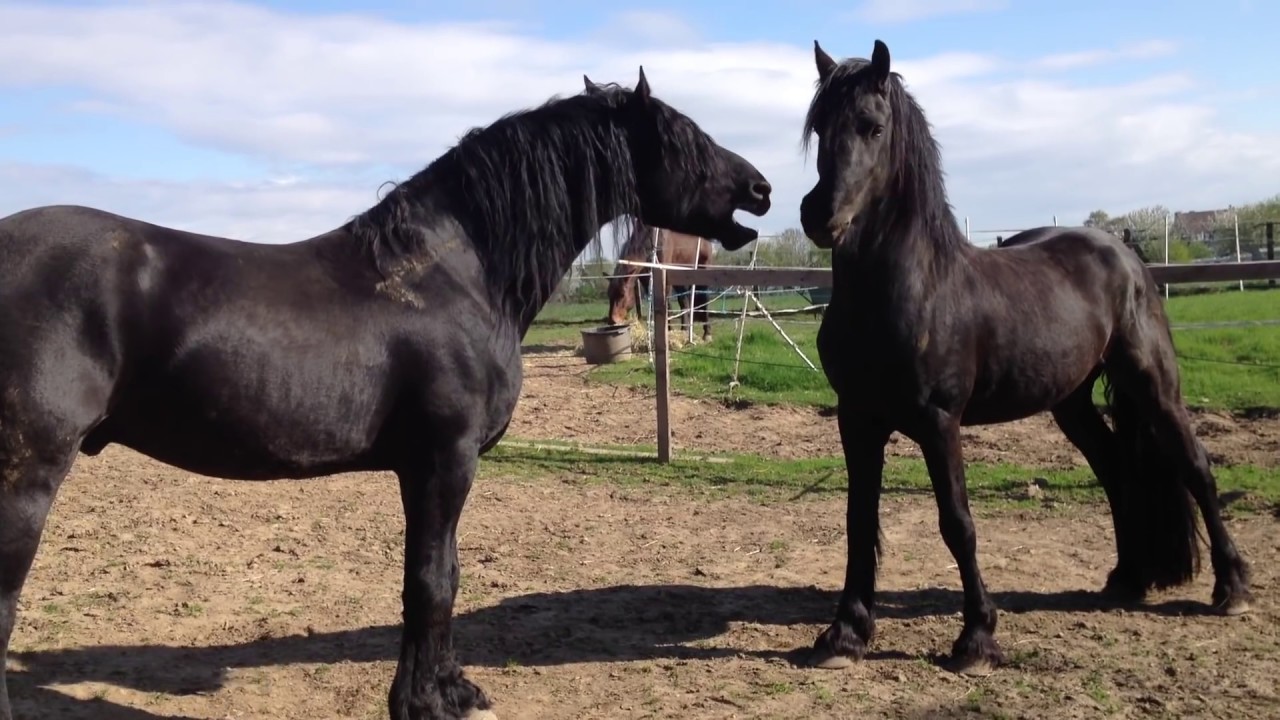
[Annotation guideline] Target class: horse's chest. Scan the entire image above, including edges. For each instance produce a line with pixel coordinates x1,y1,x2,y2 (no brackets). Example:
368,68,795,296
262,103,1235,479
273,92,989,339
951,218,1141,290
817,309,905,393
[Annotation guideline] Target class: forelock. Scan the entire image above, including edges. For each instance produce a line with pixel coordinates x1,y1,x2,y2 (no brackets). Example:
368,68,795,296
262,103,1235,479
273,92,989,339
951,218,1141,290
802,58,889,152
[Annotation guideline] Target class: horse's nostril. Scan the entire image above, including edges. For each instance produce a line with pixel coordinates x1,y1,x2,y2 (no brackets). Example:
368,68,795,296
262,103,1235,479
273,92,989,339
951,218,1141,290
752,181,772,200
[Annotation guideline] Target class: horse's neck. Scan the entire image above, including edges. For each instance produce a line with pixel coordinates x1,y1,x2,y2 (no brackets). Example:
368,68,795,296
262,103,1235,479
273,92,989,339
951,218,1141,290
837,209,967,306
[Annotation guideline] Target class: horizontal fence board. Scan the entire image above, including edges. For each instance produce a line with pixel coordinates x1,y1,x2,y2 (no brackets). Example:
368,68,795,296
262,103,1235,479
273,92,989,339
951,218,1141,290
1148,260,1280,284
663,260,1280,288
665,267,828,287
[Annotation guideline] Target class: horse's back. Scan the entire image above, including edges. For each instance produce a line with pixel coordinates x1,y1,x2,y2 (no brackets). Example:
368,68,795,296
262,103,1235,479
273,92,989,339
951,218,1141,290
945,226,1152,421
663,229,713,265
0,204,320,459
986,226,1149,294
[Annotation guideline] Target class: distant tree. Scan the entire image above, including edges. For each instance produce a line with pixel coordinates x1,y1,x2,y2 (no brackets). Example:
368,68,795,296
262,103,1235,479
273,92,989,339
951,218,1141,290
1083,209,1111,228
1116,205,1171,235
1085,194,1280,262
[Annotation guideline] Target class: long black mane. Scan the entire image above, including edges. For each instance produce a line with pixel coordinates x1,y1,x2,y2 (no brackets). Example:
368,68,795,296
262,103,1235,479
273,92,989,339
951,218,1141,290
345,82,721,318
801,59,968,261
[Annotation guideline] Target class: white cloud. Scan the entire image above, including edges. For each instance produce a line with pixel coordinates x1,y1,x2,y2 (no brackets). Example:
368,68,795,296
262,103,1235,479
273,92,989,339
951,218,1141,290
1,1,1278,252
1032,39,1180,71
0,162,373,243
850,0,1008,24
593,10,700,47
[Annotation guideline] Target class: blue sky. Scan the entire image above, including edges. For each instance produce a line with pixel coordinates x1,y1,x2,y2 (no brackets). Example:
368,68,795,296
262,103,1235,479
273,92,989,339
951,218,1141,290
1,0,1277,250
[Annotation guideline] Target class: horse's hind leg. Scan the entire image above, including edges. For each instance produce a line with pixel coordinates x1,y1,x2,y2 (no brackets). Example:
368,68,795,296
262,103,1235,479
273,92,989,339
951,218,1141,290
0,449,77,720
671,286,690,340
697,289,713,342
0,353,110,717
1049,379,1145,601
1106,332,1251,615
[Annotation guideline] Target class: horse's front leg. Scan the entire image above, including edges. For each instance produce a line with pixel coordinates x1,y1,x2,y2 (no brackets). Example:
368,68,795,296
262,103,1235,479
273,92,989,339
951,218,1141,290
810,405,891,668
914,409,1002,674
389,444,495,720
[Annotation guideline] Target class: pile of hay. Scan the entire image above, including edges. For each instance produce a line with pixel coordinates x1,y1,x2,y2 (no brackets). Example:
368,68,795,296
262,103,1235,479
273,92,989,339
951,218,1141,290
628,317,651,354
626,318,690,353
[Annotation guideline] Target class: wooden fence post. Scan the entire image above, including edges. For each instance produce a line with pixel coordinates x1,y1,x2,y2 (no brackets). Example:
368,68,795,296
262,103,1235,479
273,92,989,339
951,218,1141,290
1268,222,1275,288
652,267,672,463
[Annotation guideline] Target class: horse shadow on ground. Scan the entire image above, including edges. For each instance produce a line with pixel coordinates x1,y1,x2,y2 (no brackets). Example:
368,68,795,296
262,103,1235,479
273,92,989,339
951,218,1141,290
5,682,202,720
10,581,1216,705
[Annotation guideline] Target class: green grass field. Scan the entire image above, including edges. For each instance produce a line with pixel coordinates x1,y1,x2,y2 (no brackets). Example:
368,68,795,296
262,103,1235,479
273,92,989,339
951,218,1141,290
529,287,1280,413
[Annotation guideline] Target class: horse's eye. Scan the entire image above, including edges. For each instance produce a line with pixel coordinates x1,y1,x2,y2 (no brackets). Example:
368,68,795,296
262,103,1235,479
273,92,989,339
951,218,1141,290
871,125,885,138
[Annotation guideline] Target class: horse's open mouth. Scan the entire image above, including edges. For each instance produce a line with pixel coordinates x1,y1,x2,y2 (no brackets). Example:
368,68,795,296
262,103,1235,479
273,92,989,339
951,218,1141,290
718,196,770,249
716,219,759,250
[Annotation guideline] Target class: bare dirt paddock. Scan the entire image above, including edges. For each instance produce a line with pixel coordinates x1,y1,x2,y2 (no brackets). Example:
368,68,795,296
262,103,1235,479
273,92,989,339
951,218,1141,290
7,358,1280,719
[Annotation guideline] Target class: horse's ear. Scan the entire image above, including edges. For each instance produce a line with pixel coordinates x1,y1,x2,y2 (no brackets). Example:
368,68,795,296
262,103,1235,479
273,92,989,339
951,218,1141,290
814,40,837,82
583,74,594,91
635,65,651,104
870,39,891,90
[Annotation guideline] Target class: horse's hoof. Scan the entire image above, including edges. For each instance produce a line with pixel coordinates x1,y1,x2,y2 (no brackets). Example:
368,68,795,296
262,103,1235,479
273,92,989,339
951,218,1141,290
465,710,499,720
1218,595,1251,616
1100,570,1147,606
810,651,856,670
947,630,1002,676
947,655,997,676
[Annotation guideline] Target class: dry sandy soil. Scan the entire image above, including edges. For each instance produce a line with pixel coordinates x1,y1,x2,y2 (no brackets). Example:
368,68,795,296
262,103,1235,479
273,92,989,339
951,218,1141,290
6,352,1279,719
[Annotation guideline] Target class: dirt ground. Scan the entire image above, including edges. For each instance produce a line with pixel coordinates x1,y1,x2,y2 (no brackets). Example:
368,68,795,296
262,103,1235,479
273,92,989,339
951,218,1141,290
6,352,1280,719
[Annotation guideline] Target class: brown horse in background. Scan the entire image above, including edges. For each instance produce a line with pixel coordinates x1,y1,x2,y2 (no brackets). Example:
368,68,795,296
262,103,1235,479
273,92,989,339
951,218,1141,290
606,218,717,341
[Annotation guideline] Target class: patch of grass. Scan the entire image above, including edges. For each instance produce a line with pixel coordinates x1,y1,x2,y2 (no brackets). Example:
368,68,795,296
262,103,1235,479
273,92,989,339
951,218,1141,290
963,686,990,712
1005,647,1044,669
574,288,1280,413
1165,286,1280,324
480,441,1280,510
760,681,794,696
590,323,832,407
1083,669,1119,714
175,601,204,617
812,684,836,705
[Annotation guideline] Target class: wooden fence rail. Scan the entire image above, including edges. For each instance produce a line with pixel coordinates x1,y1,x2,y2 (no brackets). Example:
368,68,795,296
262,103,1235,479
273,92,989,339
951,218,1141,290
663,259,1280,288
649,259,1280,462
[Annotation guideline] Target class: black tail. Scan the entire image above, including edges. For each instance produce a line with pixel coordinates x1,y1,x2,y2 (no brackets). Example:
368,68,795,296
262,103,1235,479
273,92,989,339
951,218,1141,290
1102,372,1202,591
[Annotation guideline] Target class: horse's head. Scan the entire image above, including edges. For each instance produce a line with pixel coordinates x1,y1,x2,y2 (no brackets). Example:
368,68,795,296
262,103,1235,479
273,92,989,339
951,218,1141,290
799,39,898,249
584,69,772,251
604,270,636,325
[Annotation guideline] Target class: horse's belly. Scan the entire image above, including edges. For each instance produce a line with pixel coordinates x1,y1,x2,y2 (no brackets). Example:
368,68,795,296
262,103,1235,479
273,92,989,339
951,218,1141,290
96,359,389,479
99,400,383,479
964,354,1100,424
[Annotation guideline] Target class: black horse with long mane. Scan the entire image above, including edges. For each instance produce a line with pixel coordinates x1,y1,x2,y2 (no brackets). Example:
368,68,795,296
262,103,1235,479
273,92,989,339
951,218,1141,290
0,69,770,720
797,39,1249,675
